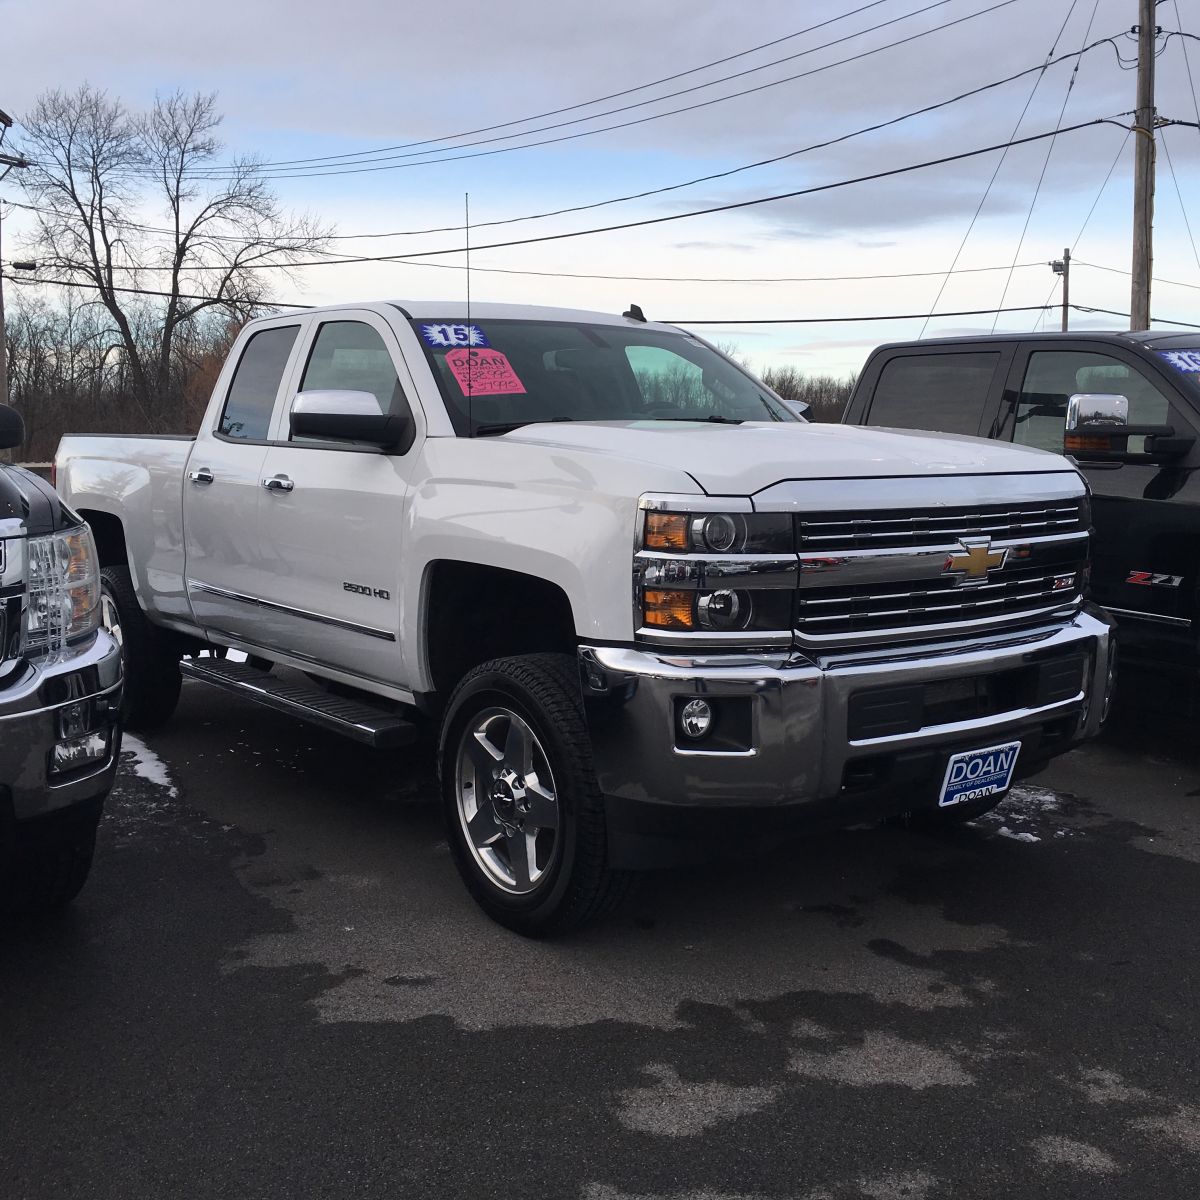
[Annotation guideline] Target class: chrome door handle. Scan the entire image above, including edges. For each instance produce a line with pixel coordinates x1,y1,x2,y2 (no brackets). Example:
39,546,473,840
188,467,214,485
262,474,295,493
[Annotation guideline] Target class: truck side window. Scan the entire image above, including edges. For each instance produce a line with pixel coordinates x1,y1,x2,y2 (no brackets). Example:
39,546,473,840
298,321,407,433
867,353,999,436
1014,351,1170,452
218,326,300,441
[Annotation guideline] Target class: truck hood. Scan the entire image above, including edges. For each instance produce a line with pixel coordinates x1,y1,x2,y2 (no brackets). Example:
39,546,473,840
498,421,1072,496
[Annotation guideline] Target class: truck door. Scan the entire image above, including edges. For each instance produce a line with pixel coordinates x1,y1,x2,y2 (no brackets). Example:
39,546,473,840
999,342,1200,665
183,318,307,643
254,311,422,692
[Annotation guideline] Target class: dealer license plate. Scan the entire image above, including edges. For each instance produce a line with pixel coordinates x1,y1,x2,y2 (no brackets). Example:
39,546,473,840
938,740,1022,808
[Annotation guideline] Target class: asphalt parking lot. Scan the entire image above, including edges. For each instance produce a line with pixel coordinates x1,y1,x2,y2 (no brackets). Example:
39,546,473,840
3,678,1199,1200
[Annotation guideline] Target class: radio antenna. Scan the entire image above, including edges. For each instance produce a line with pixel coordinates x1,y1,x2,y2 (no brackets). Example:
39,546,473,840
465,192,473,428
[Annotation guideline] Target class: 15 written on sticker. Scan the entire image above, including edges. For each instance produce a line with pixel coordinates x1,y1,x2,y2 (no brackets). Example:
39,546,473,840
446,348,527,396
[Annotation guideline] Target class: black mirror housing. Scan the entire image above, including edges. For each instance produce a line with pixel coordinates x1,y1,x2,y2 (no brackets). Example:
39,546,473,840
0,404,25,451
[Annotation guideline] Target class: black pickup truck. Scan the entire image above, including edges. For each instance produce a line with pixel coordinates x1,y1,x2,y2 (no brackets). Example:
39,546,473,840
0,404,122,914
842,330,1200,677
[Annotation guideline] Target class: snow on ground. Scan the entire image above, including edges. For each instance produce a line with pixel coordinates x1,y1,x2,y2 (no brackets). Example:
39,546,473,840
120,734,178,797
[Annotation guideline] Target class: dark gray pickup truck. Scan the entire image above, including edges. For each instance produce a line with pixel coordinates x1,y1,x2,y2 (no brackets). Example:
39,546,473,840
0,404,122,914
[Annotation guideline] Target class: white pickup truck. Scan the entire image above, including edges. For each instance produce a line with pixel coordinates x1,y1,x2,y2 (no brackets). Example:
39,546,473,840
56,300,1116,933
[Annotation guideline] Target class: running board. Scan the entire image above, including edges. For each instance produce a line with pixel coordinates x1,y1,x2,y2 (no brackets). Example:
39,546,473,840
180,657,419,748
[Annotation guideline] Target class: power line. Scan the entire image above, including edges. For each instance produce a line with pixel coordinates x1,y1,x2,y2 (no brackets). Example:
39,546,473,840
1158,126,1200,273
1074,259,1200,291
1070,303,1200,329
919,0,1083,338
990,0,1102,332
4,37,1121,247
41,119,1125,272
667,304,1055,323
241,0,902,170
1169,10,1200,125
113,0,1024,182
10,272,1199,331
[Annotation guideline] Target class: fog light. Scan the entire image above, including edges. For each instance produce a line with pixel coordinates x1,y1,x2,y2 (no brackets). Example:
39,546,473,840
58,700,93,740
50,731,110,776
679,698,713,739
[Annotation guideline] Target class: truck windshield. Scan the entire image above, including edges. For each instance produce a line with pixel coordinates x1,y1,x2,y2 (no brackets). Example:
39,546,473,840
407,318,797,435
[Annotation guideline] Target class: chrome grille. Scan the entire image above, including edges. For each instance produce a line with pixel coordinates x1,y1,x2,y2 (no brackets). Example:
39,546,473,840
796,566,1082,639
797,501,1085,551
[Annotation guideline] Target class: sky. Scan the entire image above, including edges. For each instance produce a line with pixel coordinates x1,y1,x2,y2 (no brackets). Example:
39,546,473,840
1,0,1198,377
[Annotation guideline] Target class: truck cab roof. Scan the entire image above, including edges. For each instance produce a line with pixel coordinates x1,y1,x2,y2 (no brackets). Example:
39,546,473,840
872,328,1200,353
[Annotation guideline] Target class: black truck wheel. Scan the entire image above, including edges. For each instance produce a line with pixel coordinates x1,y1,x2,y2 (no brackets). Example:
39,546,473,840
439,654,630,936
100,565,181,731
2,802,102,916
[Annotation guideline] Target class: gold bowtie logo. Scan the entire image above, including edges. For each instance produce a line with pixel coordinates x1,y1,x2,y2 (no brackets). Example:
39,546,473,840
944,538,1008,585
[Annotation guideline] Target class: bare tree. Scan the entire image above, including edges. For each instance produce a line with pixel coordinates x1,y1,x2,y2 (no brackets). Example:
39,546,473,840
17,85,328,429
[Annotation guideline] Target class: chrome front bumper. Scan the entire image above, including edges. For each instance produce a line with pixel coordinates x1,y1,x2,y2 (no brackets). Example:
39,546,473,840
579,608,1115,812
0,630,124,822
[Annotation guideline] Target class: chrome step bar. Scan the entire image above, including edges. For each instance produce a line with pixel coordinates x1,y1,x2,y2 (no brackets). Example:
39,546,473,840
180,657,419,748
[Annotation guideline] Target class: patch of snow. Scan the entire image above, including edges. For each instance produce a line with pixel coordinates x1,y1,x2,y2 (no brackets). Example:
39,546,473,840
121,734,178,797
996,826,1040,843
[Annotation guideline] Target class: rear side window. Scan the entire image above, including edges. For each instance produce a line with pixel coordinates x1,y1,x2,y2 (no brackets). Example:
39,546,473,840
219,326,299,440
867,353,1000,437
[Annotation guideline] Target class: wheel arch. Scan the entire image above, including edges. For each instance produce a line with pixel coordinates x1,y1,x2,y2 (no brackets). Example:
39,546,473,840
421,560,578,706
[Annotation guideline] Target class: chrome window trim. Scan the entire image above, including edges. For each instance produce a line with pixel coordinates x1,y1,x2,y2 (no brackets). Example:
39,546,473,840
186,579,397,642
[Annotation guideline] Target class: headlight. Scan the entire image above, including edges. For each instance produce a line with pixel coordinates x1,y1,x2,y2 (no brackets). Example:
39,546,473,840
22,526,100,658
637,502,796,643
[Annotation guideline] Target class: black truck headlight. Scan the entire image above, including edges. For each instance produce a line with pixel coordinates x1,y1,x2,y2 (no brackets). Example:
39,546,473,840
22,526,100,659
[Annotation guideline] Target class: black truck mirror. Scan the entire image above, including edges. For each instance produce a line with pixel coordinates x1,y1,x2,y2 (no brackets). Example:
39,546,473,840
0,404,24,451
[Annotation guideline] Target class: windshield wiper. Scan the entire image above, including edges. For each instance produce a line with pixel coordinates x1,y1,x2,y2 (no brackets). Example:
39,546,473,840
472,417,573,437
651,415,745,425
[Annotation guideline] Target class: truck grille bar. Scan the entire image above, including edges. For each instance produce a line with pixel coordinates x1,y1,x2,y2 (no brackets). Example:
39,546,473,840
796,501,1085,551
796,568,1081,639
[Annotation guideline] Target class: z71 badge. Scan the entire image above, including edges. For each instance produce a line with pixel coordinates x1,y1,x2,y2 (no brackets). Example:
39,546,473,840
1126,570,1183,588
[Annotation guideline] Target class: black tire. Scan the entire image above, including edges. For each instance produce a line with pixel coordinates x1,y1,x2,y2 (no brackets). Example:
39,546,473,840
901,792,1006,830
438,653,631,936
100,565,181,731
2,804,101,916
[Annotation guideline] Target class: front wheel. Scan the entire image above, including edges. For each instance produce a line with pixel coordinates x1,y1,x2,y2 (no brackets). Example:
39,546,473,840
438,654,630,935
2,804,102,916
100,565,182,731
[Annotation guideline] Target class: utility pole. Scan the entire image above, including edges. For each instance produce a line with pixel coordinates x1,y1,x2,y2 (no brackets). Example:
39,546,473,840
0,106,32,409
1051,247,1071,332
1130,0,1157,330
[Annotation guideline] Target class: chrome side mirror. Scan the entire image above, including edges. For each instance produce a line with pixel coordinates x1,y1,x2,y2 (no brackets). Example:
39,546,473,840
1066,393,1129,431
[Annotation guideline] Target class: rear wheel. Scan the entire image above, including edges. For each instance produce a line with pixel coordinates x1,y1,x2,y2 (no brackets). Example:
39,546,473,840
100,565,181,731
439,654,630,935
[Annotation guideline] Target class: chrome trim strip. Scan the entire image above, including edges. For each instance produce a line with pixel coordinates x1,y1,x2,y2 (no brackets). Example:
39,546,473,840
639,493,754,514
637,628,794,649
794,599,1083,647
637,552,798,591
753,472,1087,512
1105,606,1193,628
847,690,1086,748
186,579,397,642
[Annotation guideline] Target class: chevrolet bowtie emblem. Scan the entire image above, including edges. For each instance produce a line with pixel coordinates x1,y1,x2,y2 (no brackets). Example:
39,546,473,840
944,538,1008,586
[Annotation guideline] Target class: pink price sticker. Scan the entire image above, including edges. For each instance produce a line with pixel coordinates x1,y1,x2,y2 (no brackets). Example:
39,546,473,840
446,347,527,396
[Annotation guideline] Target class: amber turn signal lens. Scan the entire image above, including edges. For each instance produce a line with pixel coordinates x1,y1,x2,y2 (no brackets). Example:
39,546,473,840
1064,433,1113,452
644,590,695,629
644,512,689,551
